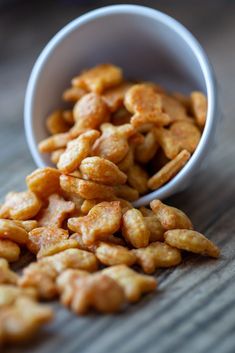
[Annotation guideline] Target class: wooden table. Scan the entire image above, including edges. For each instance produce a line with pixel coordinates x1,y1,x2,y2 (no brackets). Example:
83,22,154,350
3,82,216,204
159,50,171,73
1,1,235,352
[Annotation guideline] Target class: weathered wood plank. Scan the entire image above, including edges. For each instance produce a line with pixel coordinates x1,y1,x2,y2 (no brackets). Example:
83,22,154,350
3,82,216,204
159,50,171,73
5,206,235,353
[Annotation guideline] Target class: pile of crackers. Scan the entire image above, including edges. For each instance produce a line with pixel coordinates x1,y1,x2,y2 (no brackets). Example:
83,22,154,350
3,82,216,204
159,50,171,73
0,64,218,346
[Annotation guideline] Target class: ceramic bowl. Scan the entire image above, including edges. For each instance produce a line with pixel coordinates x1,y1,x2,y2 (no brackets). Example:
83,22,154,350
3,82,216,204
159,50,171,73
24,4,219,206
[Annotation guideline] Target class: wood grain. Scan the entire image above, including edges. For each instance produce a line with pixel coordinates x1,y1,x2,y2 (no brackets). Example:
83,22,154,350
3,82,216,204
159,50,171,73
0,1,235,352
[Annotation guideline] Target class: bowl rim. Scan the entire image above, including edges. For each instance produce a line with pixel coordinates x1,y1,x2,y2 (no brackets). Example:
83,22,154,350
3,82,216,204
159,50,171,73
24,4,217,206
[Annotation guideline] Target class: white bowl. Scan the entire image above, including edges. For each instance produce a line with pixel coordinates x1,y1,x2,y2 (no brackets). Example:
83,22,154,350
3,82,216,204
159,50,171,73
24,4,219,207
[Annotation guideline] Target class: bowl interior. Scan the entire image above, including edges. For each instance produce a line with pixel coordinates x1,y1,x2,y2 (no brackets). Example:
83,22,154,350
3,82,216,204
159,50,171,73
25,5,214,205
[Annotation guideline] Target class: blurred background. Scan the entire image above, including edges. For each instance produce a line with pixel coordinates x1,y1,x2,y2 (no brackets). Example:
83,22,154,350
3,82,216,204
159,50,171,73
0,0,234,194
0,0,234,124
